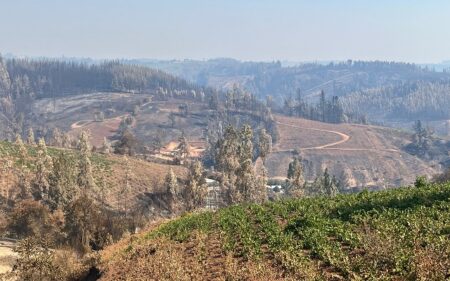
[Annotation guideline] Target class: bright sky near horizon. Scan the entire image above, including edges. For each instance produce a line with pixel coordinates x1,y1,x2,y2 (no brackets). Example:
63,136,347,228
1,0,450,63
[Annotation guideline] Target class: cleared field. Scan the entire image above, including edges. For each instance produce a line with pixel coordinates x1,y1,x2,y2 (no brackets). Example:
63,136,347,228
268,115,441,189
69,116,123,147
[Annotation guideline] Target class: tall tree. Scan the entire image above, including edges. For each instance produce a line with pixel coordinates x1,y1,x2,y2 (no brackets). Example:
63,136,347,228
184,161,207,211
31,138,53,200
16,168,31,200
15,134,28,166
164,168,179,212
319,90,327,122
255,166,268,203
26,128,35,146
175,133,189,165
48,151,77,210
121,156,132,217
257,128,272,164
77,131,95,193
286,157,305,197
323,170,339,197
236,125,258,202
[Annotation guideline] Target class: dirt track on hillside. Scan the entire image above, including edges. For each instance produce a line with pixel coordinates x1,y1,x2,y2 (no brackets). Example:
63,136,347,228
274,120,401,153
275,120,350,149
266,115,437,188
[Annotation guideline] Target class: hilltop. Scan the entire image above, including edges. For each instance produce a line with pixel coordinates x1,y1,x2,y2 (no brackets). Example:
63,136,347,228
99,182,450,280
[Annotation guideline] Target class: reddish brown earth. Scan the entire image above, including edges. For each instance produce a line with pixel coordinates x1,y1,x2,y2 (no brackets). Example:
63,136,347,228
266,115,439,189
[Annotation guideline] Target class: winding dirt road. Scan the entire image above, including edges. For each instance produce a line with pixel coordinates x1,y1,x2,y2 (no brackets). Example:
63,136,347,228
275,120,400,153
275,120,350,149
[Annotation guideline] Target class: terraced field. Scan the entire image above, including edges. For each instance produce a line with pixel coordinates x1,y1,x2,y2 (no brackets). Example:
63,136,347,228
99,182,450,280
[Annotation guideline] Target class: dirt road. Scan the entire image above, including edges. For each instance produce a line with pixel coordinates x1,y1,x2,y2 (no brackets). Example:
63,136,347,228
275,120,400,153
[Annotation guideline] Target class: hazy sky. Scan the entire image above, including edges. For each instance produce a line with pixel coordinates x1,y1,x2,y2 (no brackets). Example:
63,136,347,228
1,0,450,63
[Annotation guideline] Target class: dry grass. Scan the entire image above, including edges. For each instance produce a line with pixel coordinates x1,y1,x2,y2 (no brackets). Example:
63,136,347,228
0,241,17,276
267,115,440,189
100,231,291,281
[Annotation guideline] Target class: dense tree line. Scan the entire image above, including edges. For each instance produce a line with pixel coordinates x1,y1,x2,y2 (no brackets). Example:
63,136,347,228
137,58,450,125
0,55,214,139
3,57,205,98
281,90,352,123
285,156,340,197
137,58,450,101
341,81,450,121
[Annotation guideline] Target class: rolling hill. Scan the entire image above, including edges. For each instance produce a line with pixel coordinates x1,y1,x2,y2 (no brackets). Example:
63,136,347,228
27,93,449,190
129,58,450,134
263,115,445,189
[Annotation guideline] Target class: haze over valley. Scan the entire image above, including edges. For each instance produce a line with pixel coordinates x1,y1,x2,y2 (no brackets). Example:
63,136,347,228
1,1,449,280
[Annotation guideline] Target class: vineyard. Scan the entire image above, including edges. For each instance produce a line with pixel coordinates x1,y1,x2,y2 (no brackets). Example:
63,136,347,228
100,183,450,280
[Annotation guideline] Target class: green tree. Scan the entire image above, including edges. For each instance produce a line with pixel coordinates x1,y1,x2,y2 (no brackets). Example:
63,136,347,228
414,175,428,188
323,169,339,196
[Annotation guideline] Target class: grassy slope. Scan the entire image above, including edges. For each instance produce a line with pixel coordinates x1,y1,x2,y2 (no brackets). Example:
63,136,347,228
100,183,450,280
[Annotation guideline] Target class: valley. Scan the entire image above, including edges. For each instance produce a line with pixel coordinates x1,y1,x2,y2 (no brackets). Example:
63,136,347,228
26,93,446,190
0,56,449,280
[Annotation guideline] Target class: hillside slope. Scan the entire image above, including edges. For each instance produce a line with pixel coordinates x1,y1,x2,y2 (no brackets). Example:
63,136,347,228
0,141,187,213
100,183,450,280
264,115,444,189
29,92,447,190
